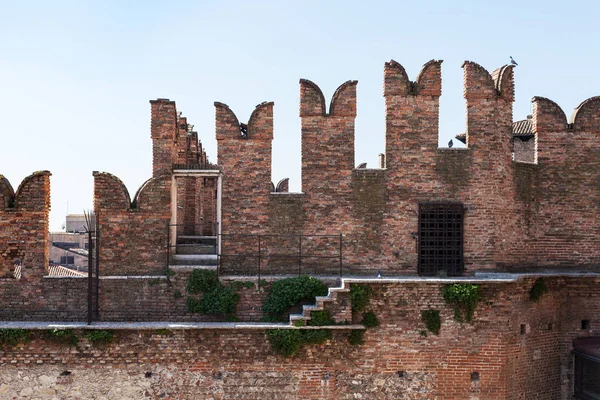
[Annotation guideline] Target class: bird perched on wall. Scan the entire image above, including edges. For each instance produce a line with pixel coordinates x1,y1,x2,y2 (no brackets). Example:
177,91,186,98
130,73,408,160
510,56,518,66
448,139,453,148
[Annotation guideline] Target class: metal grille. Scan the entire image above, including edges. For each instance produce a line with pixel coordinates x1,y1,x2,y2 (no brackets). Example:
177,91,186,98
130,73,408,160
418,202,464,276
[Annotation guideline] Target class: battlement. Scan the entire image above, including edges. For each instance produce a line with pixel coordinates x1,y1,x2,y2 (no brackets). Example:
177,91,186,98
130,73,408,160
0,171,51,278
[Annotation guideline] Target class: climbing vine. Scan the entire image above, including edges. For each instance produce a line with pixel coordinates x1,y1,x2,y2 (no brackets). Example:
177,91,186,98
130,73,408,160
421,309,441,335
442,283,480,323
529,278,548,302
186,270,240,318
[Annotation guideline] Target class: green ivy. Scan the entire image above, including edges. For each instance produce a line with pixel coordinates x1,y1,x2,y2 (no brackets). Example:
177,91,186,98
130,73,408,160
45,329,79,346
421,309,441,335
155,329,172,336
348,329,365,345
350,284,372,313
361,311,379,328
442,284,481,323
309,310,335,326
267,328,331,358
187,270,219,294
0,329,30,347
186,270,240,318
86,330,114,346
529,278,548,302
173,289,183,299
262,276,328,321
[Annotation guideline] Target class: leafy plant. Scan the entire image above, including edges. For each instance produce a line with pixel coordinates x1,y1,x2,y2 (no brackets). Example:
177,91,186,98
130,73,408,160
267,328,331,358
0,329,30,347
309,310,335,326
348,329,365,345
45,329,79,346
155,329,172,336
186,270,239,318
86,330,114,346
187,270,219,294
442,284,480,323
421,309,441,335
173,289,183,299
361,311,379,328
529,278,548,302
350,284,372,313
262,276,328,321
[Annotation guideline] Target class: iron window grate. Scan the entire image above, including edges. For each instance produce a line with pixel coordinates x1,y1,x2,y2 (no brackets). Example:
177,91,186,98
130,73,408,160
418,202,464,276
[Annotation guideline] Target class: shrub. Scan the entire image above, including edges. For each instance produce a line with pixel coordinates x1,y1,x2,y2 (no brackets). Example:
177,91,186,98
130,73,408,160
186,270,240,318
529,278,548,302
0,329,30,347
267,329,332,358
187,270,219,294
442,284,480,323
309,310,335,326
350,284,372,313
348,329,365,345
262,276,328,321
361,311,379,328
86,330,114,346
421,309,441,335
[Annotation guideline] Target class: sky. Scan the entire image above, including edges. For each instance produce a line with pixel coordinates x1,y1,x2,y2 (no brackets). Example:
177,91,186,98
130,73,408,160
1,0,599,231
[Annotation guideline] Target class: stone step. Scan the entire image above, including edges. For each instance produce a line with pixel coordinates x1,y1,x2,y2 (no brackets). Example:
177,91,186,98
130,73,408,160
176,236,217,245
175,244,216,255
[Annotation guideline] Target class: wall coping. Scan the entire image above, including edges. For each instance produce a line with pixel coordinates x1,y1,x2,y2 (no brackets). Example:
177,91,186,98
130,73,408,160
0,321,364,331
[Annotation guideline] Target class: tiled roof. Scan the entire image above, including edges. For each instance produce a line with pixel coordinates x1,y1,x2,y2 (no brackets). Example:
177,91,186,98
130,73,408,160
512,119,533,135
455,118,534,144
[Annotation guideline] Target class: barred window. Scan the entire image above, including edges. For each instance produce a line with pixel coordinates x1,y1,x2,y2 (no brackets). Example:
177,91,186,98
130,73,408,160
418,202,464,276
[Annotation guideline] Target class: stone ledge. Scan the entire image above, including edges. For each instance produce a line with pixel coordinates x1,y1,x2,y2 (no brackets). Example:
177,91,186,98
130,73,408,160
0,321,364,331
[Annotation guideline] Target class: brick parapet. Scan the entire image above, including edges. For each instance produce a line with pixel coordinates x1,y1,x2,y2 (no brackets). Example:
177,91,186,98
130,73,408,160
0,171,50,279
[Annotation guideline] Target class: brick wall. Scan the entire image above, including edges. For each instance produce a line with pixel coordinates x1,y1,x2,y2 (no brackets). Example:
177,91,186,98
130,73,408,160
93,172,171,275
214,59,599,274
0,171,50,279
0,277,598,399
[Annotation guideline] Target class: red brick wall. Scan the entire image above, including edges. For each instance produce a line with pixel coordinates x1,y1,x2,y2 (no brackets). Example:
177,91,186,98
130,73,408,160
1,277,598,398
150,99,178,177
215,60,598,274
93,172,171,275
0,171,50,279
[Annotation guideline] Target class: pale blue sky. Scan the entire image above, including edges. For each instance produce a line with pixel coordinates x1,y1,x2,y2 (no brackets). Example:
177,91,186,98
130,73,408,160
1,0,598,230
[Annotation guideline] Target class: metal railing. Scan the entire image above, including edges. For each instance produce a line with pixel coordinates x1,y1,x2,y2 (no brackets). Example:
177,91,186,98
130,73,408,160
217,233,343,286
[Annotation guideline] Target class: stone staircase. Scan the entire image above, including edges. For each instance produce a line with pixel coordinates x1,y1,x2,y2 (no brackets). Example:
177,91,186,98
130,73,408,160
288,282,352,325
171,235,218,266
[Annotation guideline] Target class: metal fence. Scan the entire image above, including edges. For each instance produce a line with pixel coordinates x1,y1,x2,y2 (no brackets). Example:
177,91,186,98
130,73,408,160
217,234,343,279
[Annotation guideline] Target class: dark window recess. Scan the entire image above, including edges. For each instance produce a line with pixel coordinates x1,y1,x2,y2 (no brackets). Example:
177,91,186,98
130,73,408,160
60,256,75,265
418,202,464,276
574,354,600,399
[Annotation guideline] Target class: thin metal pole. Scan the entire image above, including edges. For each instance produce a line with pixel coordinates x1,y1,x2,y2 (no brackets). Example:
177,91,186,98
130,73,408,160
298,235,302,277
339,234,343,279
166,222,170,277
95,219,100,321
257,236,262,291
87,227,92,325
217,233,221,278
